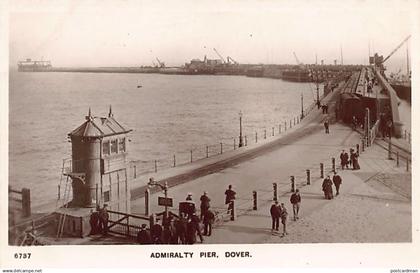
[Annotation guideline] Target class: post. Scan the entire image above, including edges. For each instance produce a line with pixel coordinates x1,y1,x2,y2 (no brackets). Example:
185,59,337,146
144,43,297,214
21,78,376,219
406,157,410,172
290,120,292,128
164,182,168,219
252,191,257,210
239,111,244,148
320,163,324,178
408,132,411,144
290,176,295,193
58,185,61,200
145,188,150,216
95,183,98,207
306,169,311,185
272,127,274,136
154,160,157,172
134,165,137,178
362,139,365,152
21,188,31,217
388,136,392,160
332,157,336,172
284,121,287,131
190,150,193,163
396,152,399,167
404,130,407,139
255,132,258,143
356,144,360,155
234,138,236,150
264,129,267,139
149,213,156,227
279,124,281,134
220,142,223,154
173,155,176,167
230,200,236,221
294,117,296,125
206,145,209,158
273,183,278,201
245,135,247,146
365,108,370,146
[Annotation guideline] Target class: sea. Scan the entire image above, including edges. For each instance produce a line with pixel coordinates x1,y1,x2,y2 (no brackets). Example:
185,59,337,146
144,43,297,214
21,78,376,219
9,70,411,208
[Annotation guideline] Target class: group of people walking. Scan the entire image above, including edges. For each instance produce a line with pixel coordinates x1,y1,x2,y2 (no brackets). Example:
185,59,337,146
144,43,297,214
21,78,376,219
269,189,301,237
340,148,360,170
322,171,342,200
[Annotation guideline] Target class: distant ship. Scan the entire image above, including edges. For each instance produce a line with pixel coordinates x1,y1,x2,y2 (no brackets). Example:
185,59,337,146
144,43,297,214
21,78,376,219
18,59,52,72
388,72,411,103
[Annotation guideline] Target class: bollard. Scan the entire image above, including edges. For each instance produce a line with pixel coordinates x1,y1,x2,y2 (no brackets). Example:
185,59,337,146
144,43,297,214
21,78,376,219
356,144,360,155
173,155,176,167
332,157,336,172
406,157,410,172
404,130,407,139
320,163,324,178
190,150,193,163
220,142,223,154
272,127,274,136
230,200,236,221
279,124,281,134
22,188,31,217
255,132,258,143
396,152,399,167
145,188,150,216
361,139,365,152
284,121,287,131
408,133,411,144
149,213,156,227
234,138,236,150
273,183,278,201
154,160,157,172
134,165,137,178
245,135,248,146
388,138,392,159
252,191,257,210
290,176,295,192
290,120,292,128
58,185,61,200
306,169,311,185
206,145,209,158
264,129,267,139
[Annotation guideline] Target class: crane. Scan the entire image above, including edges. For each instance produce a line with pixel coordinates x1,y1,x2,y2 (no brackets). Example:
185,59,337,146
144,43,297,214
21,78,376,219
227,56,238,65
156,57,165,68
382,35,411,64
293,52,302,65
213,48,226,64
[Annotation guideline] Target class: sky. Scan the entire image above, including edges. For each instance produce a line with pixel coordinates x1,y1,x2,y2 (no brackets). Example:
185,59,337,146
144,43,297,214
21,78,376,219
7,0,419,72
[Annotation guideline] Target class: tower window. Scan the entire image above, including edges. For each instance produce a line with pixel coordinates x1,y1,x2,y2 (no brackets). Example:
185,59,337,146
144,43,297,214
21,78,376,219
111,139,118,154
118,138,126,152
103,141,110,155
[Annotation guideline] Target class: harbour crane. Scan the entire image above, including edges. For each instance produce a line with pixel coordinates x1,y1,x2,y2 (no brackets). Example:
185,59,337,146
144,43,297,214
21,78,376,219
227,56,238,65
293,52,302,65
382,35,411,64
156,57,165,68
213,48,226,64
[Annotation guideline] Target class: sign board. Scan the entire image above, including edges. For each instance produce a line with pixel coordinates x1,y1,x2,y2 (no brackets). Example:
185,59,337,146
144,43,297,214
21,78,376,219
158,196,173,207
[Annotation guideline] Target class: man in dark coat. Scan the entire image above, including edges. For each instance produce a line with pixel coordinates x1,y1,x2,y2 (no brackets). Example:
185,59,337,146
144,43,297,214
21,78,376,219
150,218,163,244
340,150,346,170
199,191,211,220
332,171,342,196
89,208,100,235
225,185,236,213
137,224,152,244
270,201,281,232
186,218,197,244
290,189,301,221
174,213,187,244
98,204,109,235
322,176,334,200
203,209,215,236
324,119,329,134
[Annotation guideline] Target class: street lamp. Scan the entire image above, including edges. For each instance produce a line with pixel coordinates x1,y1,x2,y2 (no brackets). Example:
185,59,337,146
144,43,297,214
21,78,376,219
238,111,244,148
301,93,304,119
147,178,169,218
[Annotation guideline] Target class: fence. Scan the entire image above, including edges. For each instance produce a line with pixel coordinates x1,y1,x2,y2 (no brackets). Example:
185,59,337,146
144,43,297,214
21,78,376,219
9,186,31,218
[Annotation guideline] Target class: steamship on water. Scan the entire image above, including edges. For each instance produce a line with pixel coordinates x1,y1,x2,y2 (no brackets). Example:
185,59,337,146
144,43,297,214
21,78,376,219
17,58,52,72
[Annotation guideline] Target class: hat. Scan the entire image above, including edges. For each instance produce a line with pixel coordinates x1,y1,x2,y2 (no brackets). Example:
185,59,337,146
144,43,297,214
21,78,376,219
187,193,192,196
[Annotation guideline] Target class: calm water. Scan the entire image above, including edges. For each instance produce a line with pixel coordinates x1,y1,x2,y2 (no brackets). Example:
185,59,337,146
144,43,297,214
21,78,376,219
9,71,321,207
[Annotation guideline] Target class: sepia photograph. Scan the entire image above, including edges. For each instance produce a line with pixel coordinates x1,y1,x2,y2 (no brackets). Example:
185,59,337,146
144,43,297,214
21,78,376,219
1,0,419,270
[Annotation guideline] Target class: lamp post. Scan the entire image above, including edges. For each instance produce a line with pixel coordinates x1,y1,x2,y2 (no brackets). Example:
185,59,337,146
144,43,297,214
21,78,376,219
148,178,169,218
316,78,320,108
301,93,304,119
239,111,244,148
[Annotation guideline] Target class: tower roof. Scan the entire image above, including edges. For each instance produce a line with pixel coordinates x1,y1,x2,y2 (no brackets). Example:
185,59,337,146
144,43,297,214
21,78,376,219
69,108,131,138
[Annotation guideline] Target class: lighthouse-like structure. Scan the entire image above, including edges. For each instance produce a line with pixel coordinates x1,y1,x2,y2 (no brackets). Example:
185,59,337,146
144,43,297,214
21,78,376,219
56,107,132,237
67,106,132,211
